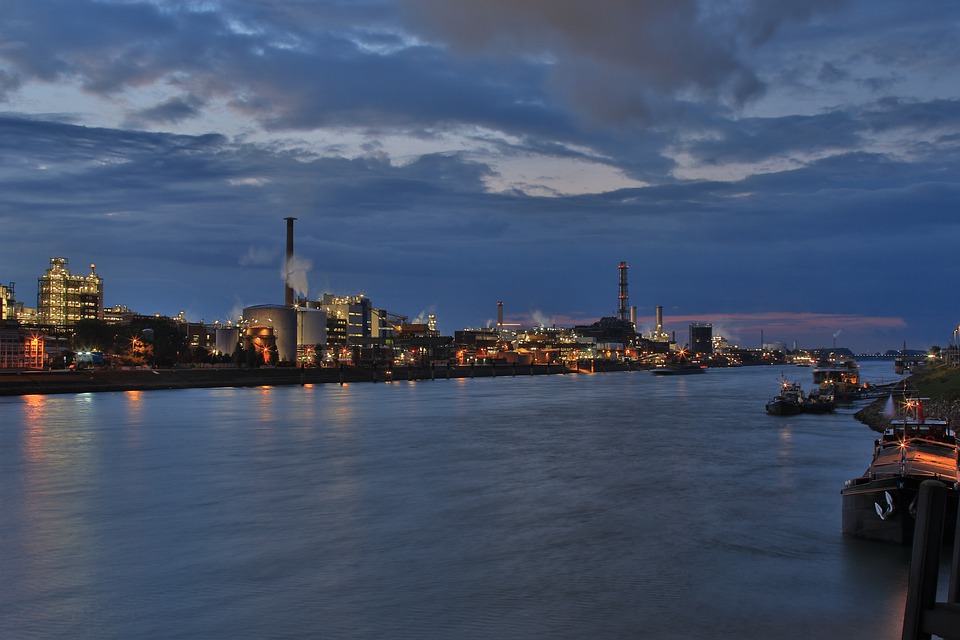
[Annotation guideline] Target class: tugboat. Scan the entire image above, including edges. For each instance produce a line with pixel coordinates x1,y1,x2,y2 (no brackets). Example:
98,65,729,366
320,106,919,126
765,378,806,415
840,393,959,544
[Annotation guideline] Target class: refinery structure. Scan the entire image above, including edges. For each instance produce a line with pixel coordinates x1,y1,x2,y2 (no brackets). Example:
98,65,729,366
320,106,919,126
0,218,748,371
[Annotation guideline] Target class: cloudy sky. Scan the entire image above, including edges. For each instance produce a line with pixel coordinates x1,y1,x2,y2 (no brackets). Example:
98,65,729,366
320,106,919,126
2,0,959,352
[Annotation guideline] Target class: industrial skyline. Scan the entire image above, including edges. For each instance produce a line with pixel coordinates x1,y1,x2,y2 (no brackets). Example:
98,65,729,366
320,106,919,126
0,245,935,357
2,1,959,352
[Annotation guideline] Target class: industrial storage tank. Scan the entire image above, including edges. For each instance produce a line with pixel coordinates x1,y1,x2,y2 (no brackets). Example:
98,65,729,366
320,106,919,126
299,307,327,347
215,327,240,356
243,305,297,364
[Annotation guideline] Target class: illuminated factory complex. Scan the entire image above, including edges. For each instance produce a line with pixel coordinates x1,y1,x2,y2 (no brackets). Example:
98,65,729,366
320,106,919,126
0,219,735,370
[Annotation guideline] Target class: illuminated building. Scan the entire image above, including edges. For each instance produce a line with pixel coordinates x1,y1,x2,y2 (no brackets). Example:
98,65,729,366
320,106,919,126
688,323,713,355
104,304,137,324
1,283,14,321
317,293,372,345
37,258,104,327
15,304,37,325
0,328,44,369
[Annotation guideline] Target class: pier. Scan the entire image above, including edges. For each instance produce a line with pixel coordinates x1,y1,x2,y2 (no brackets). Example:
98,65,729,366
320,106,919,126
896,354,930,375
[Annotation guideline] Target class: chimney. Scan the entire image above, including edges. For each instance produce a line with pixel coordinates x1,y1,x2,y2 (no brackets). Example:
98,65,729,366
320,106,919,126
618,262,629,322
284,217,297,307
497,301,504,328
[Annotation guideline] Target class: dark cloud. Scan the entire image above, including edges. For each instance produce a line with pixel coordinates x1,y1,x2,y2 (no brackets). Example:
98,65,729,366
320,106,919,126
399,0,768,124
818,62,849,84
125,95,207,127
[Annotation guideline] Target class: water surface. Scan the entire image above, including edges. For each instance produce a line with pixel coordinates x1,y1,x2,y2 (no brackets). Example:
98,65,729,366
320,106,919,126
0,362,921,638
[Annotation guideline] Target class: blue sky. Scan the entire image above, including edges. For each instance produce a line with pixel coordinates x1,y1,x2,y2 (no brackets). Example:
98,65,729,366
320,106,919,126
2,0,959,352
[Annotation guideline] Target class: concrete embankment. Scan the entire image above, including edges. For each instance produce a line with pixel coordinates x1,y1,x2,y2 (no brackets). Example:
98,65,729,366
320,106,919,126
0,362,641,396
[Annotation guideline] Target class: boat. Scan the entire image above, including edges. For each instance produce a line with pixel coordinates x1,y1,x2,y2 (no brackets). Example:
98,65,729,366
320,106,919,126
812,355,860,402
792,354,816,367
651,362,707,375
650,350,706,376
840,393,959,544
765,378,805,415
803,387,835,414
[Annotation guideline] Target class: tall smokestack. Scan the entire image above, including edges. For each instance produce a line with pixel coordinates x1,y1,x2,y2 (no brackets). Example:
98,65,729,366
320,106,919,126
630,306,637,329
618,262,629,322
656,305,663,336
497,301,504,328
284,217,297,307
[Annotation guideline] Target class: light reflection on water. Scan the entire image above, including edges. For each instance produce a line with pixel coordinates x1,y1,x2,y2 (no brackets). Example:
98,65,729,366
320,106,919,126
0,361,933,639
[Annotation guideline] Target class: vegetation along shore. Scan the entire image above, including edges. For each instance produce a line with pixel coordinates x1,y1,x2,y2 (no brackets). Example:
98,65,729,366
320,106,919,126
855,364,960,432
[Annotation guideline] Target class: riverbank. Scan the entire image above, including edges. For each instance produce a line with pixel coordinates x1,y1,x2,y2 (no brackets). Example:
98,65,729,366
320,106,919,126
855,363,960,431
0,361,650,396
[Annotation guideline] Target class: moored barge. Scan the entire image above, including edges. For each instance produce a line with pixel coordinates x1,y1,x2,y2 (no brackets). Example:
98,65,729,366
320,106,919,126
841,396,959,544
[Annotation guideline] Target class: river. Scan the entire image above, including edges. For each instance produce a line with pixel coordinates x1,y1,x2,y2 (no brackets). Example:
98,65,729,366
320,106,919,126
0,361,930,638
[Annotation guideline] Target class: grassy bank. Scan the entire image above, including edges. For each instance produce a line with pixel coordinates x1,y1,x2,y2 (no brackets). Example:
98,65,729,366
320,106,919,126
909,363,960,401
856,363,960,431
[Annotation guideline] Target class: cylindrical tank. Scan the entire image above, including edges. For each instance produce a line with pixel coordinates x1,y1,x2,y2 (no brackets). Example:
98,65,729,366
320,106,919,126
243,305,297,363
215,327,240,355
299,307,327,347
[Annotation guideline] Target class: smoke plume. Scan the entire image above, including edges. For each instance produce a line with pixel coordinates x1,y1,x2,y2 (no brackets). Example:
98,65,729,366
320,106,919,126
283,255,312,298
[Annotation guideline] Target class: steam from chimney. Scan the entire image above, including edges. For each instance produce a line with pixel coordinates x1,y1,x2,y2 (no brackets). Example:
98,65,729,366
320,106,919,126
283,255,312,300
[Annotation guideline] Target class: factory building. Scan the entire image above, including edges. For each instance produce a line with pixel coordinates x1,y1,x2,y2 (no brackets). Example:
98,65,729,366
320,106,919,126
37,258,104,327
0,328,44,369
317,293,373,345
1,283,15,321
104,304,137,324
688,322,713,355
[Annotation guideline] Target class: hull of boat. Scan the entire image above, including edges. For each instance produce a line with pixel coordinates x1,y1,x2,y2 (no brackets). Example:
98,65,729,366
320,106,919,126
803,402,835,414
765,400,803,415
841,476,958,545
651,367,705,376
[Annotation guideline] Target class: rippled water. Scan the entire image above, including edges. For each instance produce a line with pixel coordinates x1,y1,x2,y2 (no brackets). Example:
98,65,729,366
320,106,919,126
0,362,921,638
